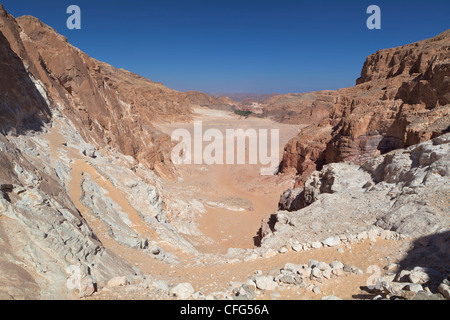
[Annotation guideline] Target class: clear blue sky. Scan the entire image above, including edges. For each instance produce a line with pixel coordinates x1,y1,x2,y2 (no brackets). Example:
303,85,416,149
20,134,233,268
2,0,449,94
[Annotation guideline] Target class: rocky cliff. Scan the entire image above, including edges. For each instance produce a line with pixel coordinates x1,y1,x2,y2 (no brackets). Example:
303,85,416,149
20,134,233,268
0,3,448,301
0,6,201,177
0,4,202,299
262,133,450,248
276,30,450,186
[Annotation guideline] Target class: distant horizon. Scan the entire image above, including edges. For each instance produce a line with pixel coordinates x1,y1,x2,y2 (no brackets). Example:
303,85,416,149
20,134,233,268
2,0,449,94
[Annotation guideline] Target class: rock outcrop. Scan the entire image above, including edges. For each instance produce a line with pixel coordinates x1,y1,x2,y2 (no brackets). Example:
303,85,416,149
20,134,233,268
0,6,51,134
0,5,198,299
0,3,448,301
261,133,450,248
0,134,138,299
276,30,450,186
1,9,199,177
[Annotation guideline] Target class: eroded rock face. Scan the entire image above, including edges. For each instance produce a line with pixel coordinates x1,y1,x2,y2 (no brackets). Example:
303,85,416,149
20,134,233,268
185,91,238,111
0,5,198,298
0,10,199,177
277,30,450,186
0,7,51,134
260,91,338,124
261,133,450,248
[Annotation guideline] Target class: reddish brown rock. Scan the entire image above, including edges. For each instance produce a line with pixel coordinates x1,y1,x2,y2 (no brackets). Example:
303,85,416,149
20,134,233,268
277,30,450,186
0,9,232,178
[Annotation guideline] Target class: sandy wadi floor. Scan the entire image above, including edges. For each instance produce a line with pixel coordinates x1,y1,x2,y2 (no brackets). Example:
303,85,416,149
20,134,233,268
156,108,302,253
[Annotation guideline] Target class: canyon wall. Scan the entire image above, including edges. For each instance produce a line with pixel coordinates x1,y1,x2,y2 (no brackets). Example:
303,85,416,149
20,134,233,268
272,30,450,186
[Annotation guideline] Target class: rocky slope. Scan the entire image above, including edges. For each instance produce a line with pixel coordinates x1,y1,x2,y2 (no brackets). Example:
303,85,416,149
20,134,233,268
264,133,450,246
1,5,227,178
0,4,205,299
185,91,238,111
275,30,450,187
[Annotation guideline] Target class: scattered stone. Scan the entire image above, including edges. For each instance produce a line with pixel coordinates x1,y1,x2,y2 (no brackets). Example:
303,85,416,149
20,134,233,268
245,279,257,289
192,292,204,300
268,267,282,277
244,253,258,262
270,292,281,300
322,269,332,280
278,188,303,212
352,267,363,276
279,274,296,285
278,246,288,254
283,263,302,274
263,249,277,258
0,184,13,192
357,231,368,241
401,291,417,300
227,259,241,264
384,263,399,272
330,261,344,270
107,276,128,288
240,284,256,300
298,266,312,279
381,281,408,296
317,262,331,271
311,242,323,249
150,246,161,255
308,260,319,268
170,283,195,300
405,284,424,293
312,286,321,294
379,274,396,283
343,265,353,273
82,146,97,158
332,268,344,277
322,295,342,300
150,280,170,295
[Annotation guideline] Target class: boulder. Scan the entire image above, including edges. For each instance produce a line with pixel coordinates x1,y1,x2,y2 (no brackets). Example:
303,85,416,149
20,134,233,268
107,276,128,288
255,276,277,291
